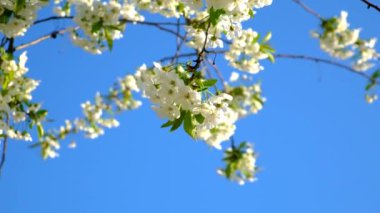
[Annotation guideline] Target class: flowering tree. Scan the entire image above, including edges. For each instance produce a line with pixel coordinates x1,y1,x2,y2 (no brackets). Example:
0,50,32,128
0,0,379,185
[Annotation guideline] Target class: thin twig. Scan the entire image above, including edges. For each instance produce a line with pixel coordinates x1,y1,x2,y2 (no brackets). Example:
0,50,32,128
361,0,380,12
16,19,185,51
34,16,74,25
293,0,323,20
0,135,8,176
15,27,77,51
189,21,212,79
34,15,184,26
274,53,374,82
159,51,377,84
0,115,9,175
172,32,188,64
206,58,228,91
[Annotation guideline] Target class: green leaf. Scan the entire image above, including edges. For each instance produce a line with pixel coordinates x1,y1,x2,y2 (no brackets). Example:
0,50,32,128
209,7,225,26
176,2,185,13
37,123,44,139
36,109,48,118
170,112,185,132
238,141,248,150
183,111,195,138
262,32,272,43
14,0,26,13
261,44,275,53
371,70,380,79
29,142,42,149
91,20,103,33
161,120,173,128
104,28,113,50
225,164,233,178
365,82,375,91
63,1,70,12
194,114,205,124
267,53,275,63
252,34,260,44
248,9,255,18
202,79,217,87
0,9,13,24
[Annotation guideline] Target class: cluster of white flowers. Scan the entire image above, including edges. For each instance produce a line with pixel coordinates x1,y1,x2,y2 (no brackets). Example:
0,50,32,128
193,93,238,149
64,0,143,54
185,11,227,50
217,142,257,185
0,51,44,142
39,74,141,159
185,0,272,51
226,83,265,117
225,29,273,74
0,0,275,183
135,63,239,149
135,63,201,120
353,38,380,71
312,11,359,59
206,0,272,13
0,0,48,38
313,11,379,72
133,0,183,18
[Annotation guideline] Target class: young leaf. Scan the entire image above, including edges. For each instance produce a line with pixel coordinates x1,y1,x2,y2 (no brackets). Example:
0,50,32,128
194,114,205,124
161,120,173,128
104,29,113,51
37,123,44,139
170,112,185,132
91,20,103,33
183,111,195,138
14,0,26,13
262,32,272,43
209,7,225,26
202,79,217,88
267,53,275,63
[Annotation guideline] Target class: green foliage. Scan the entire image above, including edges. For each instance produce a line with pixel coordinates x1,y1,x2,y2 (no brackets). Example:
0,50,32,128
209,7,225,26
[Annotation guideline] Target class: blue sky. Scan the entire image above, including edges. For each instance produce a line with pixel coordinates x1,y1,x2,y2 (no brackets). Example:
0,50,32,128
1,0,380,212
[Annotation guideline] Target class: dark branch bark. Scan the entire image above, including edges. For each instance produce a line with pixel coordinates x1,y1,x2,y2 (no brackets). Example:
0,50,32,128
34,16,74,25
0,136,8,175
159,51,377,84
0,115,9,175
361,0,380,12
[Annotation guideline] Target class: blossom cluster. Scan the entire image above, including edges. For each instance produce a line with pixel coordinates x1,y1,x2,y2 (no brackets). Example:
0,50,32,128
217,142,257,185
0,50,47,142
39,74,141,159
225,29,273,74
134,62,239,149
226,82,265,117
313,11,379,71
0,0,48,38
185,0,272,52
55,0,144,54
0,0,275,184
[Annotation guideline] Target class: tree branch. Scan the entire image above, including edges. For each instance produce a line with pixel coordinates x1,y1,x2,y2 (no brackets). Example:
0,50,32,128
293,0,323,20
361,0,380,12
206,58,228,91
0,135,8,176
189,21,212,75
34,16,74,25
159,51,377,84
0,115,9,175
274,53,375,82
15,27,77,51
16,19,185,51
